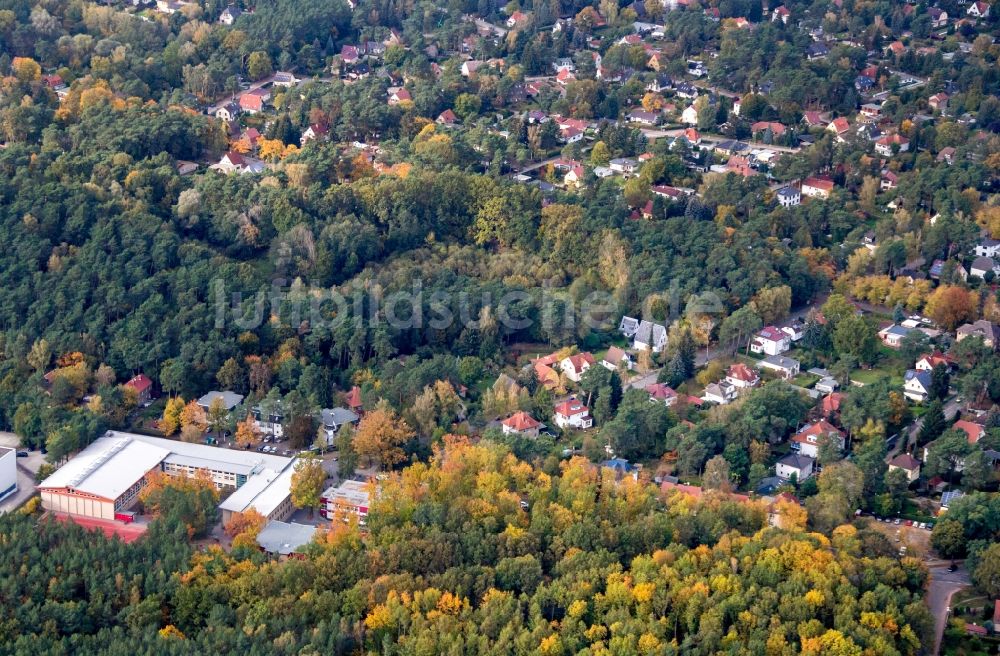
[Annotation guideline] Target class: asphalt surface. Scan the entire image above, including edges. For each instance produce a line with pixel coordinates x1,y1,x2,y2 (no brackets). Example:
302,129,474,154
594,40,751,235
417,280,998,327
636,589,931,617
0,431,44,514
926,563,971,655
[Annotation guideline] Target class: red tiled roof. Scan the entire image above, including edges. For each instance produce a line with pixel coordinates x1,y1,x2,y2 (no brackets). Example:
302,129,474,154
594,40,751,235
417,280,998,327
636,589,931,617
792,419,844,444
821,392,844,415
953,420,984,444
554,400,589,417
502,411,541,431
727,363,758,382
124,374,153,394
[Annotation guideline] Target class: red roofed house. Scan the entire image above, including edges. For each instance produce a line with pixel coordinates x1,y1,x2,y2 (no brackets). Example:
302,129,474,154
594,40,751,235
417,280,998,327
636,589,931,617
124,374,154,404
750,326,791,356
553,400,593,429
239,88,270,114
875,134,910,157
436,109,458,126
802,176,835,199
751,121,786,137
826,117,850,141
564,165,585,188
388,88,411,105
803,111,825,127
967,1,990,18
646,383,678,406
772,5,790,22
915,352,955,372
501,411,541,438
727,155,757,177
683,127,701,144
300,124,329,145
726,363,760,389
820,392,845,417
928,93,949,113
560,353,595,383
792,420,845,458
953,420,985,445
506,10,527,26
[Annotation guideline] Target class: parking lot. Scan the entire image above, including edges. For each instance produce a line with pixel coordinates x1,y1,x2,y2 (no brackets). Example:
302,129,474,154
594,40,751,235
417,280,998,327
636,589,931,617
0,431,45,515
864,516,933,558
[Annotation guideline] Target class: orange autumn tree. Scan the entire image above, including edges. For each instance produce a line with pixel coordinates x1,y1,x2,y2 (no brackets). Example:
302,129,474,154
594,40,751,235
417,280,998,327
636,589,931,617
234,413,261,448
353,406,415,470
225,508,266,549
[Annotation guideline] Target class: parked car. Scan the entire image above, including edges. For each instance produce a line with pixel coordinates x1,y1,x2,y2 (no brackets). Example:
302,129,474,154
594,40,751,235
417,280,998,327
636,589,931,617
893,518,901,525
16,451,28,457
905,520,913,526
918,522,926,529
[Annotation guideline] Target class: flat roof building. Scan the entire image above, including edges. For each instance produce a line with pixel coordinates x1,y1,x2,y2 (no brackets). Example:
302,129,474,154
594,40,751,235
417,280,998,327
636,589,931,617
256,520,317,557
0,447,17,503
321,479,371,524
39,431,297,524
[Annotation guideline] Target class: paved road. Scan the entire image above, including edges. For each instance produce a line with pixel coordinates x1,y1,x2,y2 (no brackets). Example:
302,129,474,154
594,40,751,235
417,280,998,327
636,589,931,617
638,127,802,153
926,563,970,655
0,431,44,515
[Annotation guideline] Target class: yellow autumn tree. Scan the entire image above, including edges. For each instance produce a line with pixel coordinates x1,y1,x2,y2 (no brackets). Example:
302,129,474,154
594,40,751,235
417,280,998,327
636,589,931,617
161,396,185,436
353,406,415,470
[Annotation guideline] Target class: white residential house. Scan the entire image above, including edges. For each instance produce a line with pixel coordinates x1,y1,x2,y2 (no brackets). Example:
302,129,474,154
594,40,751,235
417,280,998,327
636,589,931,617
252,403,285,438
725,363,760,389
801,176,834,198
501,411,541,438
970,256,998,279
632,320,668,353
781,323,805,342
646,383,678,407
681,106,699,125
791,420,844,459
903,369,932,402
702,380,738,405
758,355,800,379
601,346,634,371
211,151,266,175
750,326,791,356
219,5,243,25
777,186,801,207
776,453,815,481
560,353,595,383
973,238,1000,258
618,316,640,337
878,324,914,348
553,400,593,429
609,158,638,176
215,102,240,122
967,1,990,18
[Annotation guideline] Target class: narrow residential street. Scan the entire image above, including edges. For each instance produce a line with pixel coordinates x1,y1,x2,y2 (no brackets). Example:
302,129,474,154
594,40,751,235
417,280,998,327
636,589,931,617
926,562,970,655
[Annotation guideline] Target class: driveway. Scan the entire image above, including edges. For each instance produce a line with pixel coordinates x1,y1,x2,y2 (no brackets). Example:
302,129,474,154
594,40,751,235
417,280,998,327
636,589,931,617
0,431,44,515
926,563,970,655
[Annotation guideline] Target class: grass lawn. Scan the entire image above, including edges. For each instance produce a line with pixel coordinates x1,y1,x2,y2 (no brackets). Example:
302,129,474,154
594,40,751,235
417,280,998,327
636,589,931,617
791,373,820,388
850,368,903,387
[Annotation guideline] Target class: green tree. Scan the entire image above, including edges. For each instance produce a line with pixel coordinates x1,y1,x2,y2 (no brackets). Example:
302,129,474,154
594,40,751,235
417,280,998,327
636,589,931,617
931,519,967,561
290,454,326,515
247,51,273,80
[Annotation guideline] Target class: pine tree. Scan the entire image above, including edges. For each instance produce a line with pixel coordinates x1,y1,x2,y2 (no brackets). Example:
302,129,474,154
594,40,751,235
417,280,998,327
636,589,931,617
930,363,950,401
918,400,946,445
